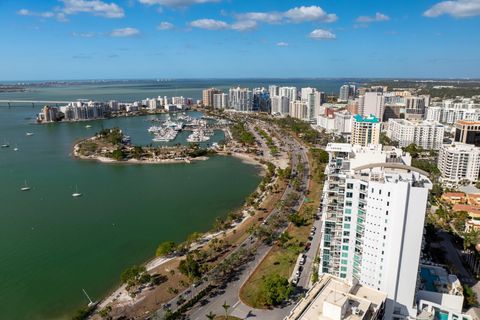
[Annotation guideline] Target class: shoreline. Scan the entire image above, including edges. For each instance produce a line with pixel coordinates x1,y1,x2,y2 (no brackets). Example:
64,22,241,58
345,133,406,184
93,150,269,315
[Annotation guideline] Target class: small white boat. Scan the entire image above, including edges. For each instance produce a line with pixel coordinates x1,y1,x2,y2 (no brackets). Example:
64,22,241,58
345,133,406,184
72,185,82,197
20,180,31,191
85,125,92,129
26,132,34,136
1,138,9,148
13,147,19,151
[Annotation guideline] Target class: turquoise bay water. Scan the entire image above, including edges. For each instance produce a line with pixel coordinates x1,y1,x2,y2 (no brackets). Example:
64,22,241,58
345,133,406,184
0,100,261,319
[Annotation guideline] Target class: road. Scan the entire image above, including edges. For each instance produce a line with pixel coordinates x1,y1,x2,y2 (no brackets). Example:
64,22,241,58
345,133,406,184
152,120,316,320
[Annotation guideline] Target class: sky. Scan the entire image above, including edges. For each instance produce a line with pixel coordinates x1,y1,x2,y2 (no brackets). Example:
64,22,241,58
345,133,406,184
0,0,479,80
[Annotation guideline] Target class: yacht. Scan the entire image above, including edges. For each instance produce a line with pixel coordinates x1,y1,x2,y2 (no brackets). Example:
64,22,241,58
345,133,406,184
85,125,92,129
26,132,34,136
20,180,31,191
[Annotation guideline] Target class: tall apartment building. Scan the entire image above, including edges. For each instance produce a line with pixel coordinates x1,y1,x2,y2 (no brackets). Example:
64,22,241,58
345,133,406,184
387,119,445,150
454,120,480,147
362,92,385,119
319,143,432,318
271,96,289,115
202,88,221,107
438,143,480,186
279,86,298,102
351,114,381,146
228,87,253,112
268,85,279,98
289,100,308,120
213,93,228,109
333,110,352,134
339,85,350,101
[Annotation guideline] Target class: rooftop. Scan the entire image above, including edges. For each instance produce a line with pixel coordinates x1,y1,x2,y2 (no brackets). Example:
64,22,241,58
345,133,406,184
353,114,380,123
284,275,387,320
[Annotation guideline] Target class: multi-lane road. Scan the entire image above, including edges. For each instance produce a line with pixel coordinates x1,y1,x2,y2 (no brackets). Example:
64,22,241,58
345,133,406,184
153,119,322,320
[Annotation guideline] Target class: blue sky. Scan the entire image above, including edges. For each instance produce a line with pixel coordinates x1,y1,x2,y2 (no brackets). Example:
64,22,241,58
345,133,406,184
0,0,479,80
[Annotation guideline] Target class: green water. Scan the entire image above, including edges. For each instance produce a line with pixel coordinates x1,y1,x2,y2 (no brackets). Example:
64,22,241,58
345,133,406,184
0,104,261,319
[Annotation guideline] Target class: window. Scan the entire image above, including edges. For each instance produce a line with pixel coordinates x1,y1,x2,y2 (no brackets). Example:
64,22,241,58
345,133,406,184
341,259,348,265
340,273,346,278
341,266,347,272
345,208,352,214
360,185,366,190
347,183,353,189
345,216,351,222
342,245,349,251
344,223,351,229
388,191,391,197
342,252,348,258
343,231,350,237
346,192,353,198
346,201,352,207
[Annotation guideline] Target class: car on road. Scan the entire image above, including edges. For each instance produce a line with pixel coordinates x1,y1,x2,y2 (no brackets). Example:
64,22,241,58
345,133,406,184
305,242,311,251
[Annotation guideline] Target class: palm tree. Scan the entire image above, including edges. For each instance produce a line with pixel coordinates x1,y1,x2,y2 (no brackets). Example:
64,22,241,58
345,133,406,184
205,311,216,320
222,301,230,318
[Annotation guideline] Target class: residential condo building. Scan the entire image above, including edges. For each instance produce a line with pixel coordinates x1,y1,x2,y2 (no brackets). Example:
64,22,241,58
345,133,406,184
438,143,480,186
319,143,432,319
351,114,381,146
387,119,445,150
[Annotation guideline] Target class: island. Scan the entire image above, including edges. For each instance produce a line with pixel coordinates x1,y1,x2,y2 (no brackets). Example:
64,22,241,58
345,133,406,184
73,128,215,164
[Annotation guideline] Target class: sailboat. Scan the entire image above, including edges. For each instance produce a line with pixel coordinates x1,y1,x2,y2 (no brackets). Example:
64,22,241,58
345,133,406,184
20,180,31,191
72,185,82,197
1,138,9,148
82,288,98,308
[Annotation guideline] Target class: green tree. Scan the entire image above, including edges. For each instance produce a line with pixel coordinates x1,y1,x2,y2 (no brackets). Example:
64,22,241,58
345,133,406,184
205,311,216,320
261,274,293,306
463,229,480,250
155,241,177,257
178,254,201,280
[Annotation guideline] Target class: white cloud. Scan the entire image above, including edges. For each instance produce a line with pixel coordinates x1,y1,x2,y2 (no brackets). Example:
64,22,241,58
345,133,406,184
138,0,220,7
276,42,289,47
110,27,140,37
72,31,97,37
424,0,480,17
356,12,390,23
231,20,257,31
284,6,337,23
61,0,124,18
190,19,229,30
157,21,174,30
235,12,283,24
309,29,336,40
17,9,55,18
235,6,337,24
189,18,257,31
17,0,125,21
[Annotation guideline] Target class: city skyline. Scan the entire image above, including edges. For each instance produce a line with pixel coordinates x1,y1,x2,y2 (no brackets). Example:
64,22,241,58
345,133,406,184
1,0,480,80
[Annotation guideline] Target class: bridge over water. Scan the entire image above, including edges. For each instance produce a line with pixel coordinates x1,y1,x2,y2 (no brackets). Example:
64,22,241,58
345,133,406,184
0,100,70,108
